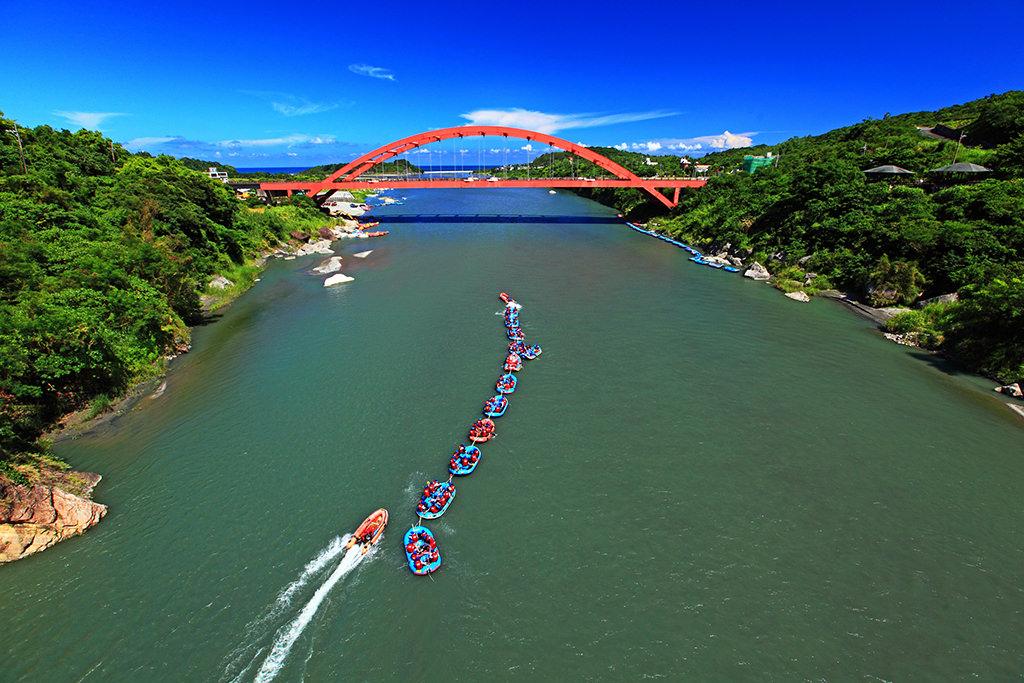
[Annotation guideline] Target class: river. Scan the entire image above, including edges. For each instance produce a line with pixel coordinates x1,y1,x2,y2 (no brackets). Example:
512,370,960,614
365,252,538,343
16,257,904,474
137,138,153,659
2,189,1022,680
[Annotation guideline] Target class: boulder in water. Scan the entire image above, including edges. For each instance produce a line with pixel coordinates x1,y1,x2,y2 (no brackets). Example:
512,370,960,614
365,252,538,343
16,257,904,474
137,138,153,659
323,273,355,287
352,250,373,258
312,256,343,274
785,291,810,303
743,262,771,281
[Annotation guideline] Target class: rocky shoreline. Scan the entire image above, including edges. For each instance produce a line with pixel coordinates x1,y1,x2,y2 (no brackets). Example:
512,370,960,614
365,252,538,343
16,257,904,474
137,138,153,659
1,473,107,563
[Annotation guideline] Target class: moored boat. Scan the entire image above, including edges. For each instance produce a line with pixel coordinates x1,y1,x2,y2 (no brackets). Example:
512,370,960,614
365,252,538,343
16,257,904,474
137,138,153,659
416,480,456,519
483,394,508,417
496,373,517,394
345,508,388,554
404,526,441,575
449,444,482,475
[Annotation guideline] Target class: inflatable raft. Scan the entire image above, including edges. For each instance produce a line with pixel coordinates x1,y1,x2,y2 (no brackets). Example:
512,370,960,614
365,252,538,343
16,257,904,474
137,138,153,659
504,353,523,372
507,327,525,341
416,480,456,519
483,394,508,417
449,444,482,475
468,417,496,443
521,344,542,360
496,373,517,394
404,526,441,575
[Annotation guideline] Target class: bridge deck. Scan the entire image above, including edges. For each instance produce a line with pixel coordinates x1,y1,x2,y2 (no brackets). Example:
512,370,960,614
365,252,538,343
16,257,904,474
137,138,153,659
261,178,706,192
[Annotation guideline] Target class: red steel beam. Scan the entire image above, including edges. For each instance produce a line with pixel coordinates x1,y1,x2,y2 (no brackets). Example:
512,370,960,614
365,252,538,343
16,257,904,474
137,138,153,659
266,125,703,207
260,178,705,208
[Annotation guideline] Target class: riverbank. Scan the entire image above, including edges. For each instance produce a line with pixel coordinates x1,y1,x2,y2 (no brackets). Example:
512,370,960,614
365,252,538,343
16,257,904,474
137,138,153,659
626,219,1024,422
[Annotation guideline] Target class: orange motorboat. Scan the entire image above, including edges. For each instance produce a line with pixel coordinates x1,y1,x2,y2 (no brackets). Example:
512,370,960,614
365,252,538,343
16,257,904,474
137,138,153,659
346,508,388,554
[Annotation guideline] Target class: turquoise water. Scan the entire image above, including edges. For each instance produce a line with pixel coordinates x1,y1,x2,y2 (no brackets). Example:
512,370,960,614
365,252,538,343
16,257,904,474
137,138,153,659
2,189,1023,680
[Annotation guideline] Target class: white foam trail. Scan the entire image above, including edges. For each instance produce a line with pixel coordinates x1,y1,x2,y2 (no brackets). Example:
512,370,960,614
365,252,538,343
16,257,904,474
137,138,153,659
221,534,351,681
275,535,348,607
252,544,368,682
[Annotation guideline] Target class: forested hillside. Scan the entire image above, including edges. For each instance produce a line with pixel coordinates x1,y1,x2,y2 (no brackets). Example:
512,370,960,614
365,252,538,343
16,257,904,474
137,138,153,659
0,113,327,482
526,92,1022,384
653,91,1023,383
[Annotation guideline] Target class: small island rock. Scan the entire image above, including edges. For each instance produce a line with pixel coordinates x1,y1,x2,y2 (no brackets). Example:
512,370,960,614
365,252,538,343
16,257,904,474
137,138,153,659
323,273,355,287
785,291,811,302
312,256,343,274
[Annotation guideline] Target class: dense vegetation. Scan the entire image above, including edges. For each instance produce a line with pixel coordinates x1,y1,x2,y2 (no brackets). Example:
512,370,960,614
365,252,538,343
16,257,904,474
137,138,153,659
653,91,1023,383
0,113,331,483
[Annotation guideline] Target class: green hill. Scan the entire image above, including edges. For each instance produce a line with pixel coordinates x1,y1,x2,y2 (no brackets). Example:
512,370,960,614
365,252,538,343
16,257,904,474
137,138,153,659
653,90,1024,383
0,113,330,482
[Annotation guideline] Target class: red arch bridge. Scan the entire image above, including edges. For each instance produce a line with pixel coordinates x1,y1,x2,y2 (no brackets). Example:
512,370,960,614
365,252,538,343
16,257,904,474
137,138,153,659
259,125,706,208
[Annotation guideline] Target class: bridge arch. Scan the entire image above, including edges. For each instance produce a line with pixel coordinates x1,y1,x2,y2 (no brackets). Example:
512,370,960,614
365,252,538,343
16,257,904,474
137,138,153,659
304,125,677,206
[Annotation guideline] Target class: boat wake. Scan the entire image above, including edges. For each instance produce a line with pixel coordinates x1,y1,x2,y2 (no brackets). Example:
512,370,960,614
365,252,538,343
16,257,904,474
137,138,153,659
253,543,371,681
222,535,372,682
275,535,348,608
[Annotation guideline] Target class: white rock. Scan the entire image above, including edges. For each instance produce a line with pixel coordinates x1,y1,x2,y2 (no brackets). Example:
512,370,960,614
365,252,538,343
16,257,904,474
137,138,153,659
323,273,355,287
743,262,771,281
284,256,296,261
785,291,811,303
295,239,334,256
208,275,234,289
352,250,373,258
312,256,344,274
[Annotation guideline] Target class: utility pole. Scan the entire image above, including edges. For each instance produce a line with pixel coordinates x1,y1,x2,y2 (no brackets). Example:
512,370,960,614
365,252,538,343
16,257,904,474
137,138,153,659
951,131,966,164
5,126,27,174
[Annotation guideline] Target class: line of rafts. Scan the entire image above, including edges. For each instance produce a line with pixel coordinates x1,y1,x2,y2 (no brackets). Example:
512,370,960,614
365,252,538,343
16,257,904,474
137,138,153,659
626,222,740,272
347,291,543,575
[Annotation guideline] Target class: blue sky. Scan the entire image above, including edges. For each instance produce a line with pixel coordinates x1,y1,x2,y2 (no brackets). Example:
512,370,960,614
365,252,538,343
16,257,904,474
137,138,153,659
1,1,1021,167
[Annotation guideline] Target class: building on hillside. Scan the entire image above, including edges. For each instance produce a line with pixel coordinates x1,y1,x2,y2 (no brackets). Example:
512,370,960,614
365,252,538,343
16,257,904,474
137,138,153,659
742,153,775,174
205,167,229,183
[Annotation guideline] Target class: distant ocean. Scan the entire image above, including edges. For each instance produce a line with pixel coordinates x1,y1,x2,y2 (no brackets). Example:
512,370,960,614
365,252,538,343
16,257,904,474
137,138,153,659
235,167,309,174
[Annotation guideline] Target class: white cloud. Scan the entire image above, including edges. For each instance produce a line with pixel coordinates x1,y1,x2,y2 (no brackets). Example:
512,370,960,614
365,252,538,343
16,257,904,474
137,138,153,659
348,63,396,81
217,134,336,148
619,131,757,154
630,141,663,153
520,143,533,152
124,136,177,149
613,142,629,151
54,111,126,130
460,107,678,134
271,100,339,116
